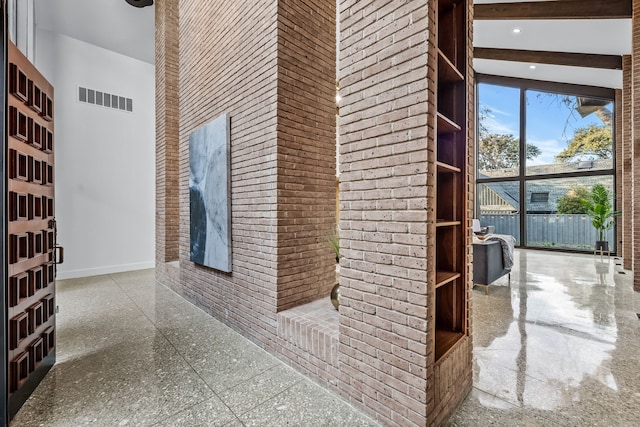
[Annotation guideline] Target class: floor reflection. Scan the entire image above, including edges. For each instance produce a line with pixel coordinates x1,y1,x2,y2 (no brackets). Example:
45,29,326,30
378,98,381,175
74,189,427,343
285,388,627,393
450,250,640,426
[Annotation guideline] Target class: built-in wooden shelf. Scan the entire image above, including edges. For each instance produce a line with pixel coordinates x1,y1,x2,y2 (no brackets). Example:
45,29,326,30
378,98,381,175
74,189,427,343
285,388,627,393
436,161,461,173
438,49,464,82
437,112,461,133
435,329,464,361
436,271,461,288
436,220,461,227
434,0,468,381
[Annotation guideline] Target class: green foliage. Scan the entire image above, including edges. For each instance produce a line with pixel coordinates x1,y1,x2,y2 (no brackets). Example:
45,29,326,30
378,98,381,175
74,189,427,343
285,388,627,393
478,107,541,170
478,133,541,170
327,230,340,262
556,186,590,214
555,124,613,163
580,184,620,241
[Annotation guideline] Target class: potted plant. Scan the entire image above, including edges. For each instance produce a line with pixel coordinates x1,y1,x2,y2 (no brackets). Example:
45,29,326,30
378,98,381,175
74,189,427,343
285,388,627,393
328,231,340,263
581,184,620,253
327,229,341,309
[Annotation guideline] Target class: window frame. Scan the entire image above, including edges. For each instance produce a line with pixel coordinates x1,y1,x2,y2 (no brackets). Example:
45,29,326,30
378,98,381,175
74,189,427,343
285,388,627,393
476,74,617,253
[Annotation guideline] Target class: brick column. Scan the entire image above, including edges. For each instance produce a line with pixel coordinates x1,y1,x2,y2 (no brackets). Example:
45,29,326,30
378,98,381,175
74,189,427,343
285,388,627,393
633,3,640,289
276,0,337,311
155,0,180,270
338,2,432,425
622,56,632,270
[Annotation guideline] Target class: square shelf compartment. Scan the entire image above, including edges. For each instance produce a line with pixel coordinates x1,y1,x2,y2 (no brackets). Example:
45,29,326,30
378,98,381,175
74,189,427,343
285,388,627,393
9,63,28,102
10,106,29,142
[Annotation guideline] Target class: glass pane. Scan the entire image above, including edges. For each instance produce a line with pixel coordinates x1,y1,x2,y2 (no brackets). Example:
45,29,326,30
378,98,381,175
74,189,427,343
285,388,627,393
477,182,521,245
478,83,521,178
525,176,615,251
525,91,614,176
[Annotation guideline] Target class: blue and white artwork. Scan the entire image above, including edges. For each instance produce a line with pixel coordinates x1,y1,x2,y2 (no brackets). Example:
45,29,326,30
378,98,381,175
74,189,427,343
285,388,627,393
189,113,232,272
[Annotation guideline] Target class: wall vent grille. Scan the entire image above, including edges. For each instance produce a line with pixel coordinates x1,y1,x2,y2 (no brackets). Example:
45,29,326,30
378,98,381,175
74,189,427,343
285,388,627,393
78,87,133,112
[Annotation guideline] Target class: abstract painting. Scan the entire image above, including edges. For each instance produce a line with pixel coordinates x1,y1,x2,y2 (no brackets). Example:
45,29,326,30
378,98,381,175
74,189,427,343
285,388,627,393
189,113,232,272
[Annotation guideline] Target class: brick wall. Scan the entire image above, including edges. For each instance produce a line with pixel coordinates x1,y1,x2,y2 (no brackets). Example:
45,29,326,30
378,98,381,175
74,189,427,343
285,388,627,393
276,0,337,311
622,56,632,270
156,0,338,376
338,1,433,425
155,0,180,264
633,4,640,289
155,0,472,425
169,0,281,342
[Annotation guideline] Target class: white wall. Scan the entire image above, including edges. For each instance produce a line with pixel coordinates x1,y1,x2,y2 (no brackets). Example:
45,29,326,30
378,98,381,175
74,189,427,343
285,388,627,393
35,28,155,279
8,0,37,62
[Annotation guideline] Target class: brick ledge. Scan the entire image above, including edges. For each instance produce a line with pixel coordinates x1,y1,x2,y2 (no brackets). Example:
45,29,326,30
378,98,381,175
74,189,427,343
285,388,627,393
277,297,339,367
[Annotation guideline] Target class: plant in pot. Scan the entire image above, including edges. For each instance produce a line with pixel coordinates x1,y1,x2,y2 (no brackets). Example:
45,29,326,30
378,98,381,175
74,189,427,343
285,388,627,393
328,231,340,263
327,230,341,310
581,184,620,253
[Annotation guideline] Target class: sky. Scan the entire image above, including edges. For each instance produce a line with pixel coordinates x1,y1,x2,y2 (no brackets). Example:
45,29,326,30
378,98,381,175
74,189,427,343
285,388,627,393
478,83,612,166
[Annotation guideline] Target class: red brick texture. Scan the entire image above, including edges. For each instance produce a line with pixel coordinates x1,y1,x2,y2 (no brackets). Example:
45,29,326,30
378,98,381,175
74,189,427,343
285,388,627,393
155,0,339,392
276,0,337,311
276,299,341,388
633,4,640,289
155,0,472,425
338,0,471,425
161,0,281,343
155,0,180,264
338,0,431,424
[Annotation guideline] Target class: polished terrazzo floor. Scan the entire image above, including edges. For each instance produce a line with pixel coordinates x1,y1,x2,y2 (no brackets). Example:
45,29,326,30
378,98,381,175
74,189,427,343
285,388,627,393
11,269,379,427
449,250,640,426
11,250,640,426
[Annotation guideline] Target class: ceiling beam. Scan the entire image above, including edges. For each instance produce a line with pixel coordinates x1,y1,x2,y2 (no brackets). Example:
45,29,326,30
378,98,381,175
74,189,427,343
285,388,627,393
474,0,632,20
475,48,623,70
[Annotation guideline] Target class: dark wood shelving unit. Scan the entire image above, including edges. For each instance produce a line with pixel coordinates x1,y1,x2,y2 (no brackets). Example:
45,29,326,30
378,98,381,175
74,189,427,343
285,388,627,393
436,161,461,173
436,112,461,133
435,220,461,227
435,271,461,288
437,49,464,83
434,0,468,364
435,329,465,360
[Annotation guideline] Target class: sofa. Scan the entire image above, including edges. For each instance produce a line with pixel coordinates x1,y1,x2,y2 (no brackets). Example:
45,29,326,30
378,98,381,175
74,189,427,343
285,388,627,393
473,239,511,294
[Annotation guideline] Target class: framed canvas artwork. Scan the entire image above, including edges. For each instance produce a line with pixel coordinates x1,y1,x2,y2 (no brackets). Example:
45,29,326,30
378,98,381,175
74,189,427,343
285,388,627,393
189,113,232,272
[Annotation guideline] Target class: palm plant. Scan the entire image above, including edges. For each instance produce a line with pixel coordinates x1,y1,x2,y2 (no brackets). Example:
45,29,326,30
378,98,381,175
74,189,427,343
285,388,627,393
581,184,620,243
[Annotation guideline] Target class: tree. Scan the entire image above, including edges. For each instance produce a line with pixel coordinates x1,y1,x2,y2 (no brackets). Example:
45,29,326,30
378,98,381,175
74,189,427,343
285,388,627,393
478,107,541,170
478,133,542,170
555,124,612,163
556,186,590,214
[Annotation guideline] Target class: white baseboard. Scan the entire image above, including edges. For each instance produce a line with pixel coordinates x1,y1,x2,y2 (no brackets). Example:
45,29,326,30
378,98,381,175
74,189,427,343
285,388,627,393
56,261,156,280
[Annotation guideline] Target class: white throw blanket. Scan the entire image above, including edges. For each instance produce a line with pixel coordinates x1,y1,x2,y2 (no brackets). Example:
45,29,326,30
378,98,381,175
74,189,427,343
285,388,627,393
485,234,515,269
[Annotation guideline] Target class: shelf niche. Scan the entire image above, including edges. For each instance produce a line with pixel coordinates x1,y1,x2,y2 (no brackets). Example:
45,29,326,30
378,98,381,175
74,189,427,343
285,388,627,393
434,0,468,364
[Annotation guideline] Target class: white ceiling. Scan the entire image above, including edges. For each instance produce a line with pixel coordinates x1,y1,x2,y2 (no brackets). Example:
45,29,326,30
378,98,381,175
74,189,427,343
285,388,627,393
473,1,631,89
33,1,630,88
34,0,155,64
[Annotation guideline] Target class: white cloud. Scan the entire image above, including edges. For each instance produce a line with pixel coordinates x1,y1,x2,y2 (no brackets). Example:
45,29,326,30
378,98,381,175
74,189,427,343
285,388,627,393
481,105,518,135
526,138,564,165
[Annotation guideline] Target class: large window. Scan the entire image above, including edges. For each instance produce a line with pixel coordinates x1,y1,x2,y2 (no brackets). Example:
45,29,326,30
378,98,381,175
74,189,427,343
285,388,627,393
477,77,616,253
478,84,520,179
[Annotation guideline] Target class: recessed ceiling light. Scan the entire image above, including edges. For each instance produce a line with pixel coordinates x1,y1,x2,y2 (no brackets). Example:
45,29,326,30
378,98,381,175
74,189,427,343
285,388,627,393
529,65,536,70
512,28,521,34
336,94,342,103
